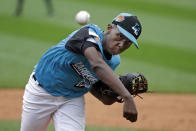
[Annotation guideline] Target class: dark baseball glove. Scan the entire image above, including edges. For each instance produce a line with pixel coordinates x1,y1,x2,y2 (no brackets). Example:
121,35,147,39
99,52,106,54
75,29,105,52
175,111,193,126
92,72,148,103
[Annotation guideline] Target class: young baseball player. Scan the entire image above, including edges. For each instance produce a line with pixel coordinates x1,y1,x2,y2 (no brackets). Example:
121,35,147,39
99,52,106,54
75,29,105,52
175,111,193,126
20,13,142,131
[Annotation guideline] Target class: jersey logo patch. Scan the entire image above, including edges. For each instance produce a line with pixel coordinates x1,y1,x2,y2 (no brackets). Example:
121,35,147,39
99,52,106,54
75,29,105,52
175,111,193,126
75,79,89,88
95,37,100,42
71,62,97,88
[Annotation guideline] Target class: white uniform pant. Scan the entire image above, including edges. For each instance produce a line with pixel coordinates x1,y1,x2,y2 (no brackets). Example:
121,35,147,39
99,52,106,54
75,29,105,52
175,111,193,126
20,73,85,131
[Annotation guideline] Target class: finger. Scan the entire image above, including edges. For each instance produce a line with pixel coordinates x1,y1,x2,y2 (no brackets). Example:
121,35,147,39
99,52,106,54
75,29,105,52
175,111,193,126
123,112,137,122
138,74,148,91
140,74,147,82
125,115,137,122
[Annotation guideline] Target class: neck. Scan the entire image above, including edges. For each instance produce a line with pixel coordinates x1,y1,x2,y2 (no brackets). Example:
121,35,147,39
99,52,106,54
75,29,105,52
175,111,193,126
102,33,112,60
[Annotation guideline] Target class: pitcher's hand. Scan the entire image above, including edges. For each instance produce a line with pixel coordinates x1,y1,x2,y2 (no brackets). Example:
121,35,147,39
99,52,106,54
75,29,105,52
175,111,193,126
123,96,138,122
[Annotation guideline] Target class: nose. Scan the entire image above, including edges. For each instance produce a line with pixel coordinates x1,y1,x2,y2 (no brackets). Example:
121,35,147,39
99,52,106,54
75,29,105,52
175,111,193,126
118,42,123,47
117,40,126,47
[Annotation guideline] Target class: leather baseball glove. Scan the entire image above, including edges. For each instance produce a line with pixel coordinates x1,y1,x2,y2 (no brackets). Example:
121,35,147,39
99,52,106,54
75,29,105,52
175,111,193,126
92,72,148,103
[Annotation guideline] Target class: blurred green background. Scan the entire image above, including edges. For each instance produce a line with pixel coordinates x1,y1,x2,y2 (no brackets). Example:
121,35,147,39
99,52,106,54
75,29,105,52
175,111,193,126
0,0,196,130
0,120,172,131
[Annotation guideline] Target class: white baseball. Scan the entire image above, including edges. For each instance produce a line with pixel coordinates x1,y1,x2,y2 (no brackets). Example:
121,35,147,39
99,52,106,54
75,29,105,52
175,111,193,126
75,11,90,25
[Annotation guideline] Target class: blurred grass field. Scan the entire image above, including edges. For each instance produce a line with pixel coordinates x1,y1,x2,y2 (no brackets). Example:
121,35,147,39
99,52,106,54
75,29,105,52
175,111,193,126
0,120,172,131
0,0,196,130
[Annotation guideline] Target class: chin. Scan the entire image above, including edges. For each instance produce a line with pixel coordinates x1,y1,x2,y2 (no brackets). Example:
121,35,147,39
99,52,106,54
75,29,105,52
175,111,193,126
111,52,119,55
110,49,120,55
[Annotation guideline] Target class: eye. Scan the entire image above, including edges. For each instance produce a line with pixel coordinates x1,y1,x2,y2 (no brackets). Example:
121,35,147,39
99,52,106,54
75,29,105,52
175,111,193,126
119,33,124,39
116,33,124,41
118,33,132,45
124,41,132,46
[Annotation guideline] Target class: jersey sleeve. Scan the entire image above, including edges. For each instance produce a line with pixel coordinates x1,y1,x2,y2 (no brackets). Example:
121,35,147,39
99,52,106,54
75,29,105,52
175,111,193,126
81,37,100,54
65,27,100,55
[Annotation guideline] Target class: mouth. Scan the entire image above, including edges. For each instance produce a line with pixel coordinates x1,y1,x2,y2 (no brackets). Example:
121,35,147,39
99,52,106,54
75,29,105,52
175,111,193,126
110,48,120,55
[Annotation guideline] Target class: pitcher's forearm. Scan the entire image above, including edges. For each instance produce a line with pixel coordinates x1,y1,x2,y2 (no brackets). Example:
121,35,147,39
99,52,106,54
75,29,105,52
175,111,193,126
84,47,132,100
92,61,131,100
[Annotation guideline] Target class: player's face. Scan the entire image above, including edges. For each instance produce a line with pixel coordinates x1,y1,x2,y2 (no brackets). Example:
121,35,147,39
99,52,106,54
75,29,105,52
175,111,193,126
104,24,132,55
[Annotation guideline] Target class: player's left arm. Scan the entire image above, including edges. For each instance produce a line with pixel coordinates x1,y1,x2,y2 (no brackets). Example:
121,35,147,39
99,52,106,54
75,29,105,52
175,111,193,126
90,85,117,105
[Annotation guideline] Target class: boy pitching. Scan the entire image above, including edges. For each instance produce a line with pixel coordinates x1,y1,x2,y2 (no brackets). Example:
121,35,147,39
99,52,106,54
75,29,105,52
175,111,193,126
20,13,142,131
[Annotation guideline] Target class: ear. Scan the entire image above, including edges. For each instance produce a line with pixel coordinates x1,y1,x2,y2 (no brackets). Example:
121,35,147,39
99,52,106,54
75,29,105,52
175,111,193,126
106,24,113,33
107,24,113,30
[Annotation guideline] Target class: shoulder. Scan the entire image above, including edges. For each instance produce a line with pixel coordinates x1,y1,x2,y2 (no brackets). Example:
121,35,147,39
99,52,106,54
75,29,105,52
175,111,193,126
68,24,103,41
87,24,103,41
65,24,103,55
